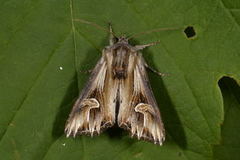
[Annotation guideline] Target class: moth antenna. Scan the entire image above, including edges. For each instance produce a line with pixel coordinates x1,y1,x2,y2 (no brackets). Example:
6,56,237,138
128,26,182,40
73,18,117,37
109,23,117,45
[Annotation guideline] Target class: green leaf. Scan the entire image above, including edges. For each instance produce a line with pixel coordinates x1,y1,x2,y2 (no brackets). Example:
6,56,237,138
0,0,239,160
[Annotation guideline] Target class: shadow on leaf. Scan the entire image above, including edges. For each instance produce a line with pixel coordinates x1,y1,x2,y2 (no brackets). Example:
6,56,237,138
143,44,187,148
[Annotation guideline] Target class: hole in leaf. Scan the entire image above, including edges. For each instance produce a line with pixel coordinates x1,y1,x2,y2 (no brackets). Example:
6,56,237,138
184,26,196,38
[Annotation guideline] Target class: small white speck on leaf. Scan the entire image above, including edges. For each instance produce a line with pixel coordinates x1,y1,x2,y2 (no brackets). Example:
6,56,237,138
59,66,63,70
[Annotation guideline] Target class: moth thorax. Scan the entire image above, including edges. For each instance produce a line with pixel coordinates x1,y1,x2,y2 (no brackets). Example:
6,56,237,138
112,46,130,79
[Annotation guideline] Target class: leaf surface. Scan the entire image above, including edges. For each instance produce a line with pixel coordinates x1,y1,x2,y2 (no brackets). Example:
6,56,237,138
0,0,240,159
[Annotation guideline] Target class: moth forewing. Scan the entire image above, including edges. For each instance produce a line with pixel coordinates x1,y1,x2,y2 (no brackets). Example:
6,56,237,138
117,54,165,145
65,57,115,137
65,25,165,145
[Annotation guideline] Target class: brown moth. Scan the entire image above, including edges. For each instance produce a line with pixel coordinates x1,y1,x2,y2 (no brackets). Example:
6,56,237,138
65,24,165,145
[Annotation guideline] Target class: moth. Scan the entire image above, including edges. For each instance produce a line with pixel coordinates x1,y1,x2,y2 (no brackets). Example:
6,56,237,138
65,24,165,145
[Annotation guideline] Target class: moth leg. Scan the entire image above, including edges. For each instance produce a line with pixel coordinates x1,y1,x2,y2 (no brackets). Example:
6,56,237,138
79,69,93,74
134,41,159,51
109,23,117,45
144,63,167,76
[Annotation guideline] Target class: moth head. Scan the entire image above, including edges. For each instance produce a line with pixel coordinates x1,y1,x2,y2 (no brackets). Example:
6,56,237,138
117,35,128,44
